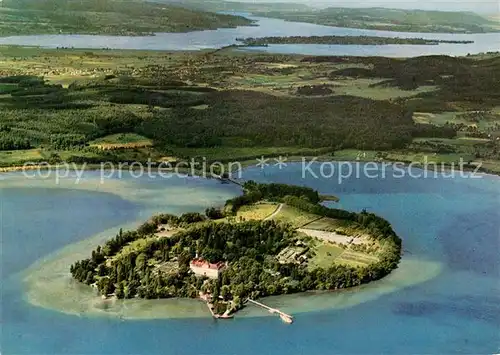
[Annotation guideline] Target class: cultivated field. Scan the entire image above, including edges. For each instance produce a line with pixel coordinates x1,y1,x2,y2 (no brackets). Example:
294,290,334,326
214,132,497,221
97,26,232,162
90,133,153,150
236,203,279,221
0,47,498,173
270,204,320,228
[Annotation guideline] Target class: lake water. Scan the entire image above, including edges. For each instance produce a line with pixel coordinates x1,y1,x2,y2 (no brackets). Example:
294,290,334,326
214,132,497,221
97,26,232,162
0,15,499,56
1,164,499,354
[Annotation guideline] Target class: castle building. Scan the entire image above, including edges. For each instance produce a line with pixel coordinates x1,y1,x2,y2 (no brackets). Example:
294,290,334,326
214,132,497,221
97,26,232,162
189,258,227,279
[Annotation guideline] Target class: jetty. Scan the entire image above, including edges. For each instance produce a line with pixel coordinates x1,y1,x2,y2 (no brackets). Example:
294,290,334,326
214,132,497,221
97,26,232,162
216,175,243,187
201,292,234,319
247,299,294,324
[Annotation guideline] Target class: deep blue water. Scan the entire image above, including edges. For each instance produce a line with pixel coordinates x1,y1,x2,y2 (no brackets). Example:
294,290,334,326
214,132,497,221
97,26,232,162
1,188,138,277
0,15,498,56
1,165,499,354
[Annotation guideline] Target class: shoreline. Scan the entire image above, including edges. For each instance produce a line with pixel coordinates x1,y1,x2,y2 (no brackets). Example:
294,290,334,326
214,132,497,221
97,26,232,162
234,156,500,178
1,155,499,178
9,173,444,320
21,217,442,320
236,35,475,47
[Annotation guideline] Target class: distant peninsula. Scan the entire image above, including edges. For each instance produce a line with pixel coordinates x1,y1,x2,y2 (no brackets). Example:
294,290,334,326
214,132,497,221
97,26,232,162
252,7,500,34
70,182,402,319
237,35,474,46
0,0,253,37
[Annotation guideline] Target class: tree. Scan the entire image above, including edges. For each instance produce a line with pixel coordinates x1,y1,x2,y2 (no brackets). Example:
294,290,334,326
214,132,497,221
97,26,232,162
97,277,115,296
220,285,231,301
205,207,224,220
85,271,94,285
115,282,125,299
135,253,148,273
178,251,191,267
97,264,107,276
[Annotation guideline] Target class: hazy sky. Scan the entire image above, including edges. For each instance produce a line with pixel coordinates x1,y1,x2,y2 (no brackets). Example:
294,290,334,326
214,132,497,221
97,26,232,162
239,0,500,14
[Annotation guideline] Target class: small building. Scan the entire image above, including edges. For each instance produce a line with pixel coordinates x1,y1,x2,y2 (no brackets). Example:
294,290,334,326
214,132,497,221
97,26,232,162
189,258,227,279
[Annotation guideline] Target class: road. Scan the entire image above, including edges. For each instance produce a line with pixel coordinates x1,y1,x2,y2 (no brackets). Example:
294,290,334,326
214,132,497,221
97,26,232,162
264,203,283,220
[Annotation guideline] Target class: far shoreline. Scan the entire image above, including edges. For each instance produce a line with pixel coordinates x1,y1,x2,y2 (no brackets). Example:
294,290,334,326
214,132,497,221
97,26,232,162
1,155,499,179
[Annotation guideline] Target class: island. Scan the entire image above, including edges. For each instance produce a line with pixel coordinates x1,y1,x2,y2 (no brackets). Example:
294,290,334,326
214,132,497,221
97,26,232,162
237,36,474,46
70,182,402,319
0,0,253,37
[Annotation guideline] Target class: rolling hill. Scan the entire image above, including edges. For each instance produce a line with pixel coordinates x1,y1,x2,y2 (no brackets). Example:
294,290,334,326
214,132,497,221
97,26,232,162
0,0,253,36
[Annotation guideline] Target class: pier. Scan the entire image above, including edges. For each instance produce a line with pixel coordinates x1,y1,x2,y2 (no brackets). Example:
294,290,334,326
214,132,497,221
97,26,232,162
216,176,243,187
247,299,294,324
201,293,234,320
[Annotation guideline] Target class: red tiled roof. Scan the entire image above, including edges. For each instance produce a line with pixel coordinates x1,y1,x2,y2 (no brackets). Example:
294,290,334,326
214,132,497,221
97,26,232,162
190,258,226,270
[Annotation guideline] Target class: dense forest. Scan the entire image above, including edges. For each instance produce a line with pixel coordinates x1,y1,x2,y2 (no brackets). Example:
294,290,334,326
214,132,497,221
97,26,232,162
70,182,402,313
0,73,446,153
326,55,500,96
1,53,499,168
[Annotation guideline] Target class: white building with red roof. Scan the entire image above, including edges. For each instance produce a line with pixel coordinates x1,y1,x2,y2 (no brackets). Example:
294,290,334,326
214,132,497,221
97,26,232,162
189,258,227,279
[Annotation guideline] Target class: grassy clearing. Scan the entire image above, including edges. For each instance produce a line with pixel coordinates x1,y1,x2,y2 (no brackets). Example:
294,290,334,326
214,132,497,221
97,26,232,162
456,137,491,143
171,146,330,161
413,137,491,146
190,104,210,110
232,73,303,86
111,238,154,263
236,203,279,221
330,149,380,161
90,133,153,150
413,112,454,125
413,111,500,130
384,151,475,164
229,75,435,100
336,250,378,267
0,83,18,93
45,74,95,88
307,240,378,269
333,79,436,100
91,133,152,145
308,243,344,270
0,149,44,166
55,147,162,162
55,150,105,161
271,204,319,228
302,217,346,232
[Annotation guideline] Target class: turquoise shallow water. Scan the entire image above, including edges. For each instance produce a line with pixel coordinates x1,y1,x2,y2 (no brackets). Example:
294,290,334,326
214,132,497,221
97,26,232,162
1,165,499,354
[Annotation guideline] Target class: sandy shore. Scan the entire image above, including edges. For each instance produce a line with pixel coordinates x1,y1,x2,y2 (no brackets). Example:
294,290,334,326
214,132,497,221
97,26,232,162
0,165,48,172
22,224,442,319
